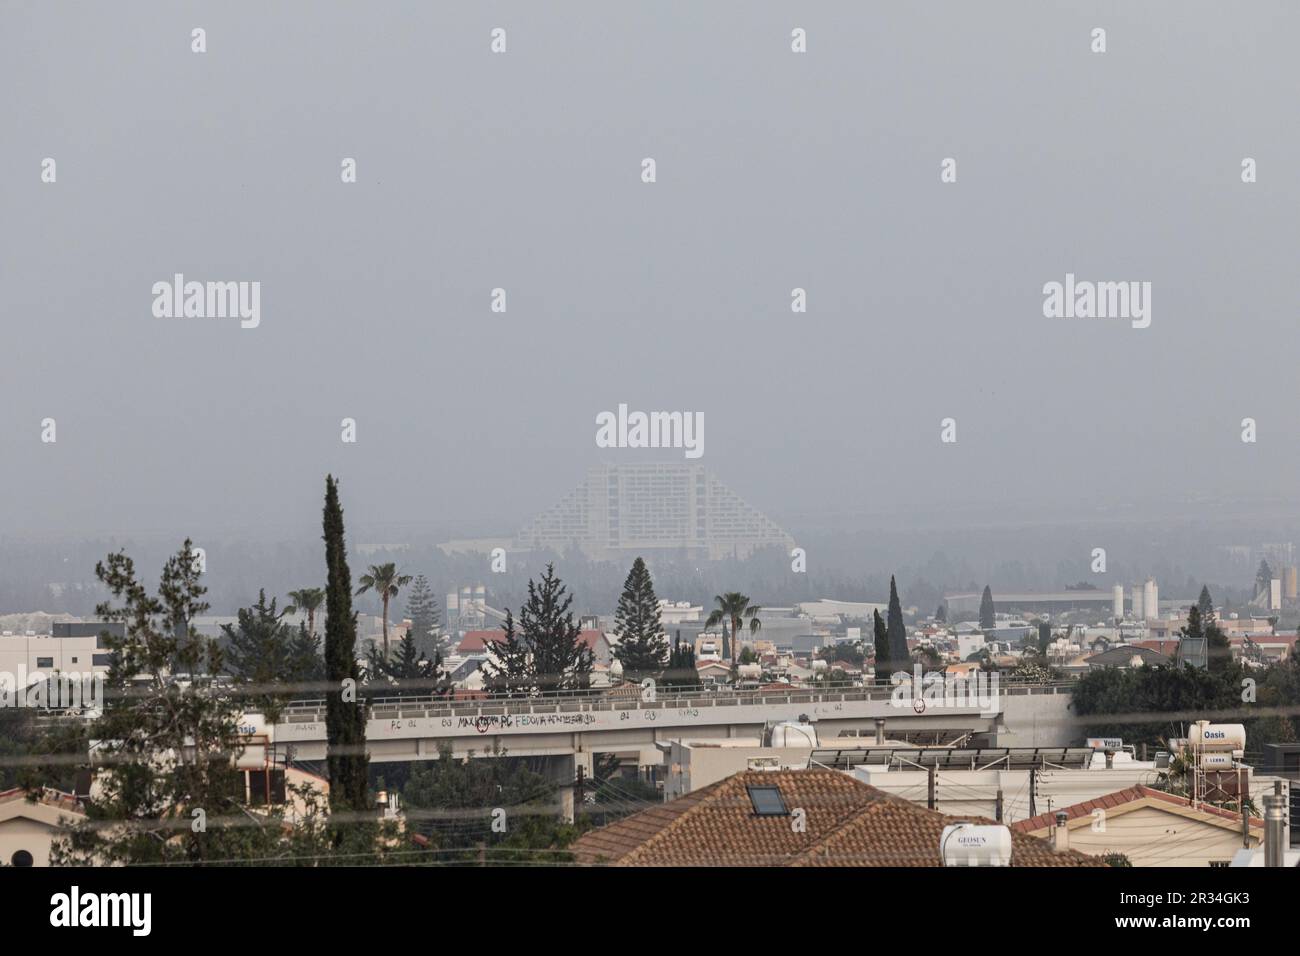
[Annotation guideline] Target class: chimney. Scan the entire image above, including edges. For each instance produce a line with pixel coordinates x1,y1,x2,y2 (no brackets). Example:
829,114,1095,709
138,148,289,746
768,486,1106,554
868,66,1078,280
1052,811,1070,853
1264,789,1286,867
874,718,886,746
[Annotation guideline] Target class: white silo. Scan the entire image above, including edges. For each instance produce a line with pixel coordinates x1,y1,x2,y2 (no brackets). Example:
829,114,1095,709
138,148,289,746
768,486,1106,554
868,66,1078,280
1143,579,1158,622
1129,585,1144,621
1111,585,1124,620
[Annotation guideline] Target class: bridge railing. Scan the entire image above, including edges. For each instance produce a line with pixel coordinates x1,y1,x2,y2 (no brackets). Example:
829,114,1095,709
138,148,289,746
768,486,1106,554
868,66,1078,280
274,679,1075,723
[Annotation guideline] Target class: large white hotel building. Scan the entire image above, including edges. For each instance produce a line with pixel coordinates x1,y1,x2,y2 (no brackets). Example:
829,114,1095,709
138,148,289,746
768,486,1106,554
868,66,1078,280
515,463,793,562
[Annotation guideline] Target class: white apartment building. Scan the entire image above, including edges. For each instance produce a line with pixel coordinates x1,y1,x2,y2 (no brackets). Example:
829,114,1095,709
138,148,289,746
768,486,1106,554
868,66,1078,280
515,463,794,561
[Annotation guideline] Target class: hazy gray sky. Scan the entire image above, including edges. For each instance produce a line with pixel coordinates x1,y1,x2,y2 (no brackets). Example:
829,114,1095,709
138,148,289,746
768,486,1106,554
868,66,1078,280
3,2,1297,541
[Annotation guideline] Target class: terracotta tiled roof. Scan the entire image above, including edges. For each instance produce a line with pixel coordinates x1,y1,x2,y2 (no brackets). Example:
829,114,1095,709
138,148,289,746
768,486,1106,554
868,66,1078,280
571,770,1103,867
1134,640,1181,656
457,630,503,653
1010,785,1265,835
460,629,604,654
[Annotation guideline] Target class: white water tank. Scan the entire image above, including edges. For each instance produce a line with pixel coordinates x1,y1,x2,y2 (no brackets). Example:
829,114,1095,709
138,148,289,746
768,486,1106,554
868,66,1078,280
234,713,272,770
768,721,818,748
940,823,1012,867
1191,722,1246,752
1129,585,1144,621
1112,585,1124,619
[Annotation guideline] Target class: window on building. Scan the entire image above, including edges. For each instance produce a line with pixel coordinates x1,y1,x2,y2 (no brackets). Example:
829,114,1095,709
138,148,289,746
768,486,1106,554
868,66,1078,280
36,657,53,668
247,769,287,806
746,785,788,816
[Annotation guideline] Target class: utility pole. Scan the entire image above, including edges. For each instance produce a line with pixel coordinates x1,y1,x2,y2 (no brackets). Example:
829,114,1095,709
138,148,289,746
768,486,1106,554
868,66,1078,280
1029,766,1037,819
927,765,936,810
576,762,585,812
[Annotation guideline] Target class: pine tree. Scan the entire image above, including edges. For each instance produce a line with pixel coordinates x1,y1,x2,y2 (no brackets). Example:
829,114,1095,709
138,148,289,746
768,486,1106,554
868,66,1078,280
288,622,324,689
518,564,593,692
1256,560,1274,600
404,574,441,659
483,609,533,697
979,585,996,629
886,576,908,672
223,588,302,722
1197,585,1214,622
54,541,246,864
935,603,946,624
367,629,445,697
323,475,370,821
613,557,667,681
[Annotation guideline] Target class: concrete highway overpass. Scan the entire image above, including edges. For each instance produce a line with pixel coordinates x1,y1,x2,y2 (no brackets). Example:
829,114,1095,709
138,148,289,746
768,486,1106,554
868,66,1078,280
266,682,1075,771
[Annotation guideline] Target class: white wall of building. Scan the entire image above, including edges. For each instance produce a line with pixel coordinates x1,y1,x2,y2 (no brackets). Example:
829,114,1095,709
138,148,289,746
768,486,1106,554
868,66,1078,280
0,635,105,677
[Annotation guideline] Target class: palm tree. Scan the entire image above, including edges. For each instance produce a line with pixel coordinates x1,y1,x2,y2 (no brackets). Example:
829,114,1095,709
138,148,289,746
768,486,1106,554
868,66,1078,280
356,563,412,657
285,587,325,639
705,592,762,667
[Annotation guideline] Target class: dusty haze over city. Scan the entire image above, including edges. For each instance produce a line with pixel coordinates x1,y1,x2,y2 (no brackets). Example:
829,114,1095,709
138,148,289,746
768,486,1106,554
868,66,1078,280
3,2,1298,611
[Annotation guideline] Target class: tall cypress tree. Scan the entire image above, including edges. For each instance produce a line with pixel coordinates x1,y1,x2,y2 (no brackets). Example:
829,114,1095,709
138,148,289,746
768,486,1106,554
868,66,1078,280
323,475,369,819
886,576,909,671
663,634,700,688
979,585,996,629
613,557,667,681
872,609,889,676
519,563,593,692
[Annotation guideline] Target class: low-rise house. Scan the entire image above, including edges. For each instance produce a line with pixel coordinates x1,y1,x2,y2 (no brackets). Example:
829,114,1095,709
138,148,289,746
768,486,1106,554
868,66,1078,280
1010,785,1264,867
1083,645,1172,669
695,660,732,684
1231,634,1297,664
1133,639,1181,658
571,769,1101,867
0,788,86,867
